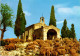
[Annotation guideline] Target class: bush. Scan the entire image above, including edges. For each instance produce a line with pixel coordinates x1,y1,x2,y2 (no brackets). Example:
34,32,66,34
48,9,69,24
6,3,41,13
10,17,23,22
5,43,16,51
45,40,53,46
25,38,79,56
57,49,66,55
0,40,9,46
52,51,58,56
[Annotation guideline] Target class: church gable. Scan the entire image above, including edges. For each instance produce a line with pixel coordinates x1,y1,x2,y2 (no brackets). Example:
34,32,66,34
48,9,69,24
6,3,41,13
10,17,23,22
24,16,61,41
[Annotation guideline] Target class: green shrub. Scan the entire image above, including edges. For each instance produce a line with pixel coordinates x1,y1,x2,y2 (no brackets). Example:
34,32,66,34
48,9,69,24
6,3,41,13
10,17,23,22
0,40,9,46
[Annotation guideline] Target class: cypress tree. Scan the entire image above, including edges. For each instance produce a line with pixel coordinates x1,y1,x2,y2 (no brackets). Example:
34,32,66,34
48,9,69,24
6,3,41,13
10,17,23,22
70,24,76,39
49,5,56,27
61,19,67,38
20,12,26,39
66,27,70,38
20,13,26,34
14,0,26,39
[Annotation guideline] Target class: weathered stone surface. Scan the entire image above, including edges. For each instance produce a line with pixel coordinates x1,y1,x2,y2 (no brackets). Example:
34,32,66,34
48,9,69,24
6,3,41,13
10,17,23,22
24,17,61,41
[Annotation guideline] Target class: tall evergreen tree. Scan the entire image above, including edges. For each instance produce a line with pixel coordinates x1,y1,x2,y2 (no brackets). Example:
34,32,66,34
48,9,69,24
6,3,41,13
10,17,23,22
66,27,70,38
20,13,26,34
61,19,67,38
49,5,56,27
20,12,26,39
14,0,26,39
70,24,76,39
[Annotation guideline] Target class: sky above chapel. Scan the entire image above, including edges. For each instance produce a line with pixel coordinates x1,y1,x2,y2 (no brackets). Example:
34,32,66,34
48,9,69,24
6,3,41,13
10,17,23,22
0,0,80,40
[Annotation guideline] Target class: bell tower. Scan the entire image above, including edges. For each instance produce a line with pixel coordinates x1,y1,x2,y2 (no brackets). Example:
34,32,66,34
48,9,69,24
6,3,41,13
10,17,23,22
40,16,45,24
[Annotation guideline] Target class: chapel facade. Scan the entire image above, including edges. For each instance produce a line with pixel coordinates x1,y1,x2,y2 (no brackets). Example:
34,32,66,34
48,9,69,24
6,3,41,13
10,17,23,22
23,16,61,41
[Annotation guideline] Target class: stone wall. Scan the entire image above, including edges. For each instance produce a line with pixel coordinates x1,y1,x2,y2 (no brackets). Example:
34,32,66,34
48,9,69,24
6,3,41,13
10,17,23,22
33,28,43,40
34,23,47,30
42,25,61,40
24,23,61,41
25,25,34,41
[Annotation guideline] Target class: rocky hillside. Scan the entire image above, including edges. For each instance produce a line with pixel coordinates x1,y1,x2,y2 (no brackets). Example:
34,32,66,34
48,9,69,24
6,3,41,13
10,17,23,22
0,38,80,56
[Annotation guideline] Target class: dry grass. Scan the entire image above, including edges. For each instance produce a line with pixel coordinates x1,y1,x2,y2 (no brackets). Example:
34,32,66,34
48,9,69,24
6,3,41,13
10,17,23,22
25,38,79,56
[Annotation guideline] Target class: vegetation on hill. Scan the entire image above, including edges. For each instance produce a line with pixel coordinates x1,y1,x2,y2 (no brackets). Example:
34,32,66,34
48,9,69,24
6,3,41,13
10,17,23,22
5,43,16,51
0,38,79,56
70,24,76,38
14,0,26,39
61,19,67,38
49,5,56,27
61,19,76,39
0,40,9,46
0,3,13,39
1,38,24,44
66,27,71,38
25,38,79,56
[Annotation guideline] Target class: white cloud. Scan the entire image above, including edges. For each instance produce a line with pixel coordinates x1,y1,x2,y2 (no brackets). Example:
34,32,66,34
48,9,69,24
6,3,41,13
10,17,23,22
55,4,66,8
57,21,64,24
24,11,31,16
57,8,73,14
57,6,80,15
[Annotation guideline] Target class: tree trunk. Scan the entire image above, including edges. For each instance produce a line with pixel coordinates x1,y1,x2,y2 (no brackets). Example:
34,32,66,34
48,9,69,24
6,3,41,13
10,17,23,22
1,24,6,39
17,36,19,39
20,35,23,39
1,30,4,39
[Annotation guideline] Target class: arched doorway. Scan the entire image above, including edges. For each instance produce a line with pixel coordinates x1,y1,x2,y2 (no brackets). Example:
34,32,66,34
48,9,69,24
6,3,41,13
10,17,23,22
47,29,57,40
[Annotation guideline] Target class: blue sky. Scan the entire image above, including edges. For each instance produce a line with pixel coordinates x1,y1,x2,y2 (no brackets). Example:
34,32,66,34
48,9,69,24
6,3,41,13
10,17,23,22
0,0,80,40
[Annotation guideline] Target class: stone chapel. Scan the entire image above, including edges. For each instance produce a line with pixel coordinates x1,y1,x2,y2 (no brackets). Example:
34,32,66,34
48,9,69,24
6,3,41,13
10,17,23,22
23,16,61,41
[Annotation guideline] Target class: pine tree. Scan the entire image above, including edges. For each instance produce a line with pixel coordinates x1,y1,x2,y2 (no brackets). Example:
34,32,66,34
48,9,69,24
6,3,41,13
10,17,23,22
14,0,26,39
49,5,56,27
70,24,76,39
61,19,67,38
